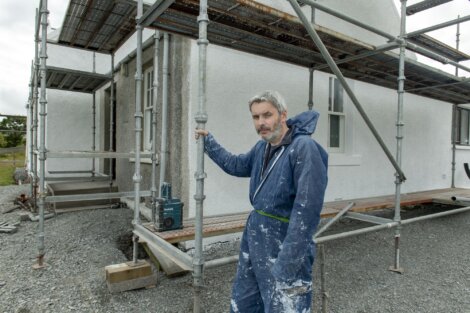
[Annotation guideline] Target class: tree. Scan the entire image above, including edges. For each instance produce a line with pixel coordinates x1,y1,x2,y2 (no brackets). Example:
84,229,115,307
0,116,26,148
0,133,6,148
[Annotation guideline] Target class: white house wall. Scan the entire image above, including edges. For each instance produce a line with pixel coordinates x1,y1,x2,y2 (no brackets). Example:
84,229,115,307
43,44,107,175
186,0,453,218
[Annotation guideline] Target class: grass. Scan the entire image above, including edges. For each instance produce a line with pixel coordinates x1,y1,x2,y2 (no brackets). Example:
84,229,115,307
0,152,25,186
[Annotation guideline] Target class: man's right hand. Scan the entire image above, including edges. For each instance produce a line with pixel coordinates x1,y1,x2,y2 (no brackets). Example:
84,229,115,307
194,129,209,140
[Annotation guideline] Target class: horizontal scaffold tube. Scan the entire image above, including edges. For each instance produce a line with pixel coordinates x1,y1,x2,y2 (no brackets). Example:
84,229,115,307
314,205,470,244
41,151,154,159
45,191,152,203
299,0,397,41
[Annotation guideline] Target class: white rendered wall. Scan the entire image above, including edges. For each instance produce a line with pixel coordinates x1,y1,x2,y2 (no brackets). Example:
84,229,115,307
186,0,453,218
43,44,106,175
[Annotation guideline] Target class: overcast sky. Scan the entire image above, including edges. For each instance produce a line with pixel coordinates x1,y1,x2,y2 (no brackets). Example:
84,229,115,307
0,0,468,116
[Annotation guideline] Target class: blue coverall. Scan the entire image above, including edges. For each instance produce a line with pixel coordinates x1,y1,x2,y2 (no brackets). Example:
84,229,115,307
204,111,328,313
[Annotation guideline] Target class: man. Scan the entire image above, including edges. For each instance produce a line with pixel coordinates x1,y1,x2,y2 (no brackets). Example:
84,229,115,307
195,90,328,312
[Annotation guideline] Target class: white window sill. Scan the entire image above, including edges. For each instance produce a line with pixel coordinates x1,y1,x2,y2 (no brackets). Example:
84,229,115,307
455,145,470,150
329,154,362,166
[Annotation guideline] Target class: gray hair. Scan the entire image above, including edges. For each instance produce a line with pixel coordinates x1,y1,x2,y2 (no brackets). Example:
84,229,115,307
248,90,287,114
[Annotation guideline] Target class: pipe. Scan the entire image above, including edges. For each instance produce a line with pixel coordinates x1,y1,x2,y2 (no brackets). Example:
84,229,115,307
406,41,470,74
405,77,470,92
314,205,470,244
35,0,48,269
112,37,155,74
455,15,460,77
288,0,406,182
205,255,239,269
313,42,399,71
314,202,354,238
451,196,470,202
310,2,315,24
319,244,328,313
194,0,209,311
308,67,314,110
298,0,397,41
33,8,40,212
451,104,457,188
151,30,161,225
159,33,170,196
92,53,96,178
92,94,96,178
28,62,34,199
132,0,144,265
391,0,407,273
109,54,115,184
452,17,461,188
406,15,470,38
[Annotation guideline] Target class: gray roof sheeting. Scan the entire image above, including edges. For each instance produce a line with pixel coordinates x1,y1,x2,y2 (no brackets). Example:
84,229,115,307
55,0,470,103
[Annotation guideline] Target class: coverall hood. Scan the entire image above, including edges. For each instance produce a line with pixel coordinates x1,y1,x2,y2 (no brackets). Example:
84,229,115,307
286,110,319,137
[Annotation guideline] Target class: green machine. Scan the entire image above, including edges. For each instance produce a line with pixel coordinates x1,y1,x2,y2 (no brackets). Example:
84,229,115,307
154,183,183,232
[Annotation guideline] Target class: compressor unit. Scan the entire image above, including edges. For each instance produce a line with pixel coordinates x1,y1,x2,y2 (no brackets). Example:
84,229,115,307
154,183,183,232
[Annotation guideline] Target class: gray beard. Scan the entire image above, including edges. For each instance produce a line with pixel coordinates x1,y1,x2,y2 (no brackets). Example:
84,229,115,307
263,120,283,144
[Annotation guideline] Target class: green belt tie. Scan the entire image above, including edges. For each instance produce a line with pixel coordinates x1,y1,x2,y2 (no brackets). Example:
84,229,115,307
255,209,290,223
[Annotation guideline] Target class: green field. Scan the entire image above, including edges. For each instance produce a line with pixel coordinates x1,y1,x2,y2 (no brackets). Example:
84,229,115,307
0,152,26,186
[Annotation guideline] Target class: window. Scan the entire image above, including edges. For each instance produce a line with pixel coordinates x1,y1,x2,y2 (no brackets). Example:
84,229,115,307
456,107,470,145
328,77,345,152
143,67,154,151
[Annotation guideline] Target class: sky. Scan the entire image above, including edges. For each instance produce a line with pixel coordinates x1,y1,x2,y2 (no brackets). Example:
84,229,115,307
0,0,468,116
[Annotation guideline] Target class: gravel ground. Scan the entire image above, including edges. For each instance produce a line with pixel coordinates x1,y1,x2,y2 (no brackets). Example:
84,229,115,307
0,185,469,313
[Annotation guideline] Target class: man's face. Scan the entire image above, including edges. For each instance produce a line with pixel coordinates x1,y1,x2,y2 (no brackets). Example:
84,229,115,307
250,101,287,144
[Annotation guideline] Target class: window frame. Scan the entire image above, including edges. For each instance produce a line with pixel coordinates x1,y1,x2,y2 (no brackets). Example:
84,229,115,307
327,77,345,153
456,107,470,146
143,66,154,151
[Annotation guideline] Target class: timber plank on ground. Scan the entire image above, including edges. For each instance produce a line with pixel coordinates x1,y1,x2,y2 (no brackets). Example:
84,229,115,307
145,188,470,244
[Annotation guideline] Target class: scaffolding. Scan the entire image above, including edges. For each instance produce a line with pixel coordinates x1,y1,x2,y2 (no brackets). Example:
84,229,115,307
29,0,470,311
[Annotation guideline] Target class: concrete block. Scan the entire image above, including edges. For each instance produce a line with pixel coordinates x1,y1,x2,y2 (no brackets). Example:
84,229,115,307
105,260,157,293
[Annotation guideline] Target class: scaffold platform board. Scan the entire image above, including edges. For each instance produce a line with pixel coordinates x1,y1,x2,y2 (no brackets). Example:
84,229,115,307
145,187,470,244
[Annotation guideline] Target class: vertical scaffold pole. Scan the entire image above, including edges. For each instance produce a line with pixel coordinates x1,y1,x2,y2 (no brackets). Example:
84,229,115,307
32,8,40,211
92,52,96,178
28,62,34,198
34,0,48,269
390,0,407,274
132,0,144,264
194,0,209,311
308,4,315,110
455,15,460,77
109,54,115,184
319,244,328,313
151,30,160,224
159,33,170,195
451,16,460,189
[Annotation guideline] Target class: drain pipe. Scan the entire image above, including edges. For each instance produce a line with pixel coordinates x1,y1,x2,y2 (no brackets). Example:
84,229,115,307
34,0,48,269
159,33,170,195
132,0,144,264
390,0,407,274
194,0,209,311
308,67,314,110
151,30,161,224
